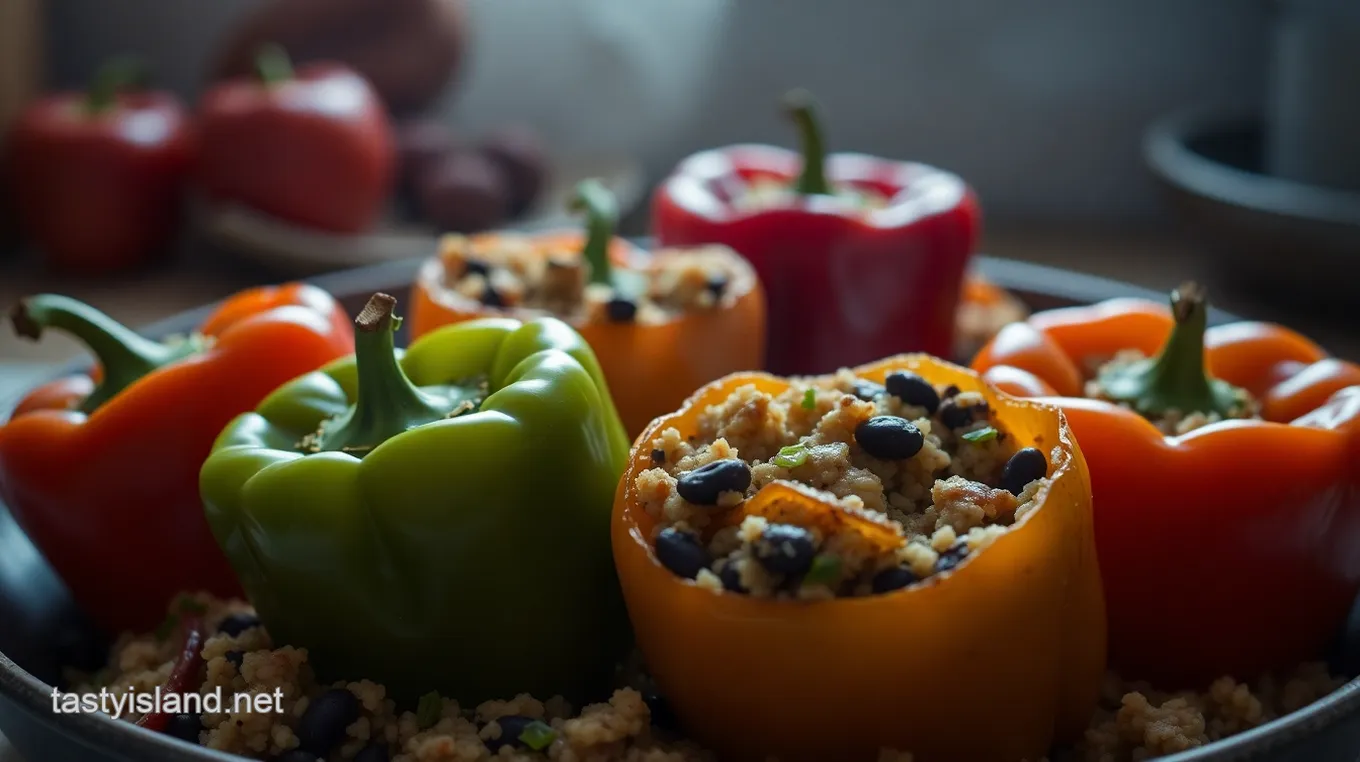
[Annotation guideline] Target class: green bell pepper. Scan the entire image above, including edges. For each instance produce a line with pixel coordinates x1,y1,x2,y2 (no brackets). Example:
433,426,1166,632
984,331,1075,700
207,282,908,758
200,293,631,703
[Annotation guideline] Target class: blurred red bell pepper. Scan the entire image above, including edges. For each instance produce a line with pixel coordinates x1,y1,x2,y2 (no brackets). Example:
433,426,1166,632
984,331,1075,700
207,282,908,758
7,57,194,273
0,284,354,634
196,45,394,233
652,91,981,375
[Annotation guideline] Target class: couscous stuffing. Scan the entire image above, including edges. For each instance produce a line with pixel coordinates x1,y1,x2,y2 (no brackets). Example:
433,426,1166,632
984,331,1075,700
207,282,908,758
436,233,747,326
632,369,1051,599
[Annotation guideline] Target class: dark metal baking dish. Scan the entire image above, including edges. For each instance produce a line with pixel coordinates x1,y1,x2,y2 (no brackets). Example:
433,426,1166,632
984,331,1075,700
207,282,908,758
3,255,1358,762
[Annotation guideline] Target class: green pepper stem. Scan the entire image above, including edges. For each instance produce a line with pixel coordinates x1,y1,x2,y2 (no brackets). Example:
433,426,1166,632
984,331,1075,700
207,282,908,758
85,56,147,115
569,179,618,287
783,89,831,196
9,294,193,414
1096,282,1245,419
311,293,448,456
254,43,294,86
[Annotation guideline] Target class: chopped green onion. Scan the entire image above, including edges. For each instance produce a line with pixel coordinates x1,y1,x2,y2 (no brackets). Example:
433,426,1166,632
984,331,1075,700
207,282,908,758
153,614,178,642
802,555,841,587
416,691,443,730
773,442,809,468
961,426,998,443
519,720,557,751
801,388,817,410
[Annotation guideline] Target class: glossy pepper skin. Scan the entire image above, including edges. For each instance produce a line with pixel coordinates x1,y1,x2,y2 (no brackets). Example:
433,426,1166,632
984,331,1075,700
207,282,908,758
8,58,194,273
612,356,1105,762
651,91,980,376
0,284,354,633
201,294,632,703
971,285,1360,688
411,180,766,436
196,45,394,233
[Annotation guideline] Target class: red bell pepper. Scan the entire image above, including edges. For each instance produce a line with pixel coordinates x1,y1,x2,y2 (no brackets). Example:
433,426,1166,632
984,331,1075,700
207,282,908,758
651,90,981,375
7,57,194,273
0,284,355,634
196,45,394,234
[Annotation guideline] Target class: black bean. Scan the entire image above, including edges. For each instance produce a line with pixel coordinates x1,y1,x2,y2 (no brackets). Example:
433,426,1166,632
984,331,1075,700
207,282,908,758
481,286,505,308
852,380,886,402
650,448,666,465
871,566,917,594
855,416,925,460
273,752,319,762
719,562,745,592
217,613,261,637
643,691,679,732
885,372,940,414
753,524,816,576
296,688,361,755
225,650,245,671
942,385,961,399
935,544,969,574
706,276,728,298
938,398,986,429
484,715,536,752
1001,447,1048,495
164,713,202,743
606,297,637,322
462,258,490,277
655,528,710,580
354,742,390,762
676,459,751,505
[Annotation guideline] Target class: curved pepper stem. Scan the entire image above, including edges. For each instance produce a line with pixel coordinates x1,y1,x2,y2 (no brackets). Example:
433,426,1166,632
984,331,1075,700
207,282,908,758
569,179,619,288
9,294,200,415
783,89,831,196
85,56,147,115
254,43,294,86
1096,282,1247,419
309,293,452,456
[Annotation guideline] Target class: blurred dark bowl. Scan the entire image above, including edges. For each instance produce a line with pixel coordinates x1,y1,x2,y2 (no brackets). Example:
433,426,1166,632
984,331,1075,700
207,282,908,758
1144,106,1360,310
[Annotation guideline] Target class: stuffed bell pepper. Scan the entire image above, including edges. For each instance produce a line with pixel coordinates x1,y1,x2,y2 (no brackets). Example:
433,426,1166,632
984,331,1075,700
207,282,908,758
613,356,1105,762
652,90,980,376
0,284,354,632
972,282,1360,688
410,179,765,436
200,293,632,704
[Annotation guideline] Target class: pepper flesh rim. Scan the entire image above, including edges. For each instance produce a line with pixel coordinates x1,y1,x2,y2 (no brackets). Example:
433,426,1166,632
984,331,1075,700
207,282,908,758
413,231,762,328
617,352,1082,609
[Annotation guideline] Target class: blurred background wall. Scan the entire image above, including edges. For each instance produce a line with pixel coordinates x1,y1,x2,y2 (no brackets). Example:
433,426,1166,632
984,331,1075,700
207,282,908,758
43,0,1271,225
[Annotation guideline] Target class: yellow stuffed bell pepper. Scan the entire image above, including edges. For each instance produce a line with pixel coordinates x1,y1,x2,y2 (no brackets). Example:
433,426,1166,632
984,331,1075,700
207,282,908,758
612,355,1105,762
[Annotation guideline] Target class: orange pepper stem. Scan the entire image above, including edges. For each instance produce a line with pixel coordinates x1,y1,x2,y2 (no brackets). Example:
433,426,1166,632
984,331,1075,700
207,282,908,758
1096,282,1245,418
8,294,198,415
568,178,619,288
84,55,146,115
784,89,831,196
253,43,294,87
309,293,450,456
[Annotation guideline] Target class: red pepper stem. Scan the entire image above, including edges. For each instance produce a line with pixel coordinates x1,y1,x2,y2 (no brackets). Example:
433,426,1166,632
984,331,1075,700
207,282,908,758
784,89,831,196
85,56,146,115
254,43,294,86
1096,282,1245,418
569,179,619,288
310,293,448,456
8,295,197,415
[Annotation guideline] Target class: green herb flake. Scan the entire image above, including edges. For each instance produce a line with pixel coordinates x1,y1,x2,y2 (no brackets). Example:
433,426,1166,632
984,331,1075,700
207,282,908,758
961,426,998,443
153,614,178,643
802,555,842,587
773,442,809,469
801,388,817,410
519,720,557,751
416,691,443,730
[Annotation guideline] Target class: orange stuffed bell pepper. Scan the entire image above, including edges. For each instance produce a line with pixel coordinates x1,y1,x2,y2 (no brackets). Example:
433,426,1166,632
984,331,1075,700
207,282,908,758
613,355,1104,762
972,282,1360,689
0,284,354,633
410,179,765,436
